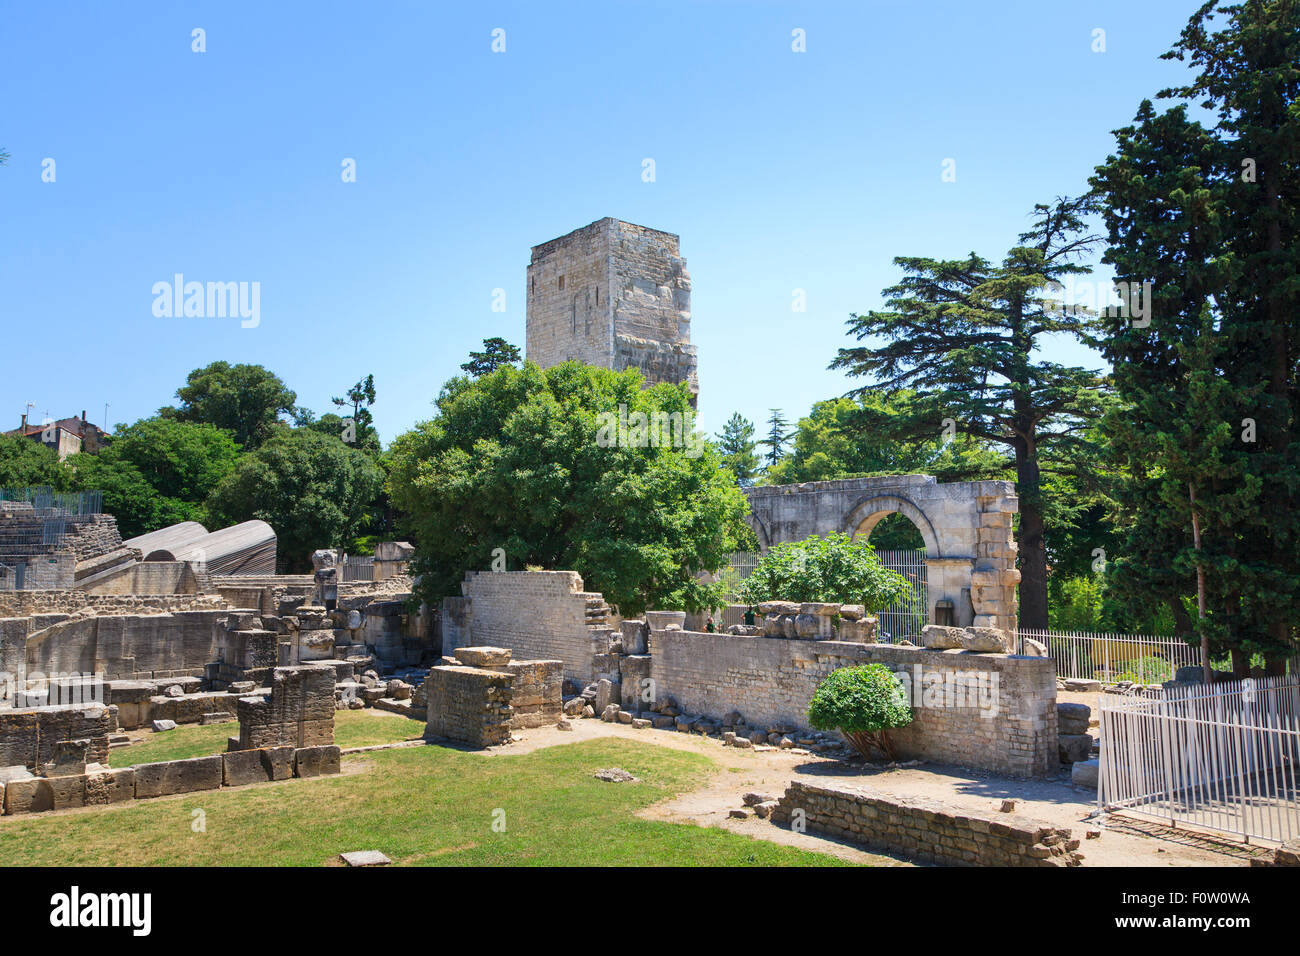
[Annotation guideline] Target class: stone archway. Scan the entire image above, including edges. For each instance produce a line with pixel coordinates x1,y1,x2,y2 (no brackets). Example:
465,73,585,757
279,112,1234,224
743,474,1020,632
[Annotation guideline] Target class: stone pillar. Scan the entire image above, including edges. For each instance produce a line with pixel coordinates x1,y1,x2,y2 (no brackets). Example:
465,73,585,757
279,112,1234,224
971,490,1019,632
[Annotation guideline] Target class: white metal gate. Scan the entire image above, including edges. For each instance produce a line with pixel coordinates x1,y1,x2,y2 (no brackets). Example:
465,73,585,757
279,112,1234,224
1098,675,1300,844
874,548,928,643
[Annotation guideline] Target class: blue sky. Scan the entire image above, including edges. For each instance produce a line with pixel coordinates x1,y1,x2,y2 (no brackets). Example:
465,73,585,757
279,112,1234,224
0,1,1207,445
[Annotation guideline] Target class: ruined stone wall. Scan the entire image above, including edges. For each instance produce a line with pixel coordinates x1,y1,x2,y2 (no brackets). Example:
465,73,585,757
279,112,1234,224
80,561,201,595
0,591,223,618
0,703,114,771
443,571,602,684
649,630,1058,777
21,608,234,681
233,664,335,750
771,782,1082,866
505,659,563,728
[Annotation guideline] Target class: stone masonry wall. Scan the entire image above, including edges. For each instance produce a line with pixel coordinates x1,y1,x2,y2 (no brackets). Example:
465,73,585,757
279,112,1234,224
526,218,698,401
650,630,1058,777
423,665,514,747
444,571,605,684
771,782,1082,866
0,703,114,771
232,664,335,750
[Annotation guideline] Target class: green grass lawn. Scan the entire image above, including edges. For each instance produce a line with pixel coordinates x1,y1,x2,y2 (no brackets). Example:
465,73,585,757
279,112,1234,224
117,709,425,766
0,738,847,867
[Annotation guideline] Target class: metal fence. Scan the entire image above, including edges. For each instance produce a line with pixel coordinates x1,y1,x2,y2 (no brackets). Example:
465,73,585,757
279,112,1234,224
718,551,760,602
0,487,102,516
1015,628,1201,685
1098,675,1300,844
341,556,375,582
874,549,928,642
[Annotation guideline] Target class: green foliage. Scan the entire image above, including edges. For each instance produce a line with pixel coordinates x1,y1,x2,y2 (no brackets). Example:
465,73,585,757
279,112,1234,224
868,512,924,551
0,435,68,490
160,361,296,449
1090,0,1300,670
206,428,383,572
1111,655,1176,686
387,360,749,616
331,373,380,453
461,337,522,377
737,532,910,612
714,412,760,486
807,664,913,760
758,409,793,468
830,196,1110,628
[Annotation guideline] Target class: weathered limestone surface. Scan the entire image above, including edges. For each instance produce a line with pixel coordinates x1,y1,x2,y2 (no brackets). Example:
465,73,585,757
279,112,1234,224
505,659,563,728
232,665,335,751
744,475,1020,632
650,629,1058,777
293,744,341,778
526,218,698,402
441,571,612,684
423,665,514,747
222,746,294,786
0,703,113,771
771,781,1082,866
133,755,223,798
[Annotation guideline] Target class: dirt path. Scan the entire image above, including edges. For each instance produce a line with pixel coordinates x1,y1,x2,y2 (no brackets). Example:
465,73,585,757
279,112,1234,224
488,719,1260,866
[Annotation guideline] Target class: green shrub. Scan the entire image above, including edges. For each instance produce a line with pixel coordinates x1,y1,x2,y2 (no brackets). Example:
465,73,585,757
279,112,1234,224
737,533,909,612
807,664,913,760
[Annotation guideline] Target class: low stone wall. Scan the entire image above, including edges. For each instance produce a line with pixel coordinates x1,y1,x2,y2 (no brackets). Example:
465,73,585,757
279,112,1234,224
1,744,341,815
0,591,223,618
21,608,234,680
771,781,1082,866
505,659,563,729
79,561,203,595
0,703,115,771
650,630,1058,777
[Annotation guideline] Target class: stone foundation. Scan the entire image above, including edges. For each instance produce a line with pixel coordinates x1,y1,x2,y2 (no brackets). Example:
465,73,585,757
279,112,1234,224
771,781,1082,866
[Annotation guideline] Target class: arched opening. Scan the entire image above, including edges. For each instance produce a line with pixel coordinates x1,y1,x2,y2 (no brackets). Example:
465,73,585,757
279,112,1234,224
844,496,938,642
864,512,929,642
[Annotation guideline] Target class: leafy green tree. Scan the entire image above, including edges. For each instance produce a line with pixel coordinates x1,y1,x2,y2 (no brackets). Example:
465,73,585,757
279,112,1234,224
100,418,242,505
715,413,760,486
68,453,188,538
160,362,296,449
0,435,68,490
737,532,910,611
759,409,793,468
807,664,913,760
387,361,749,616
206,429,383,572
830,196,1109,628
461,337,522,377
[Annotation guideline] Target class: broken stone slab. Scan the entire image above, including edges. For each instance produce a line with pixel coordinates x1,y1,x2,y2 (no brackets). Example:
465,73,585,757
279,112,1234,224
294,745,341,778
594,678,618,713
839,604,865,621
960,627,1011,653
151,719,178,732
1071,758,1099,789
134,756,223,799
753,800,779,819
920,625,965,650
1063,678,1102,693
743,791,777,806
594,767,638,783
1059,734,1094,764
340,850,391,867
452,646,512,667
1021,638,1048,657
222,746,294,786
43,739,91,777
755,601,799,616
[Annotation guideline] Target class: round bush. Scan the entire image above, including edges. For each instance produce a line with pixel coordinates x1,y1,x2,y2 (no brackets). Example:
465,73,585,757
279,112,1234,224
807,664,913,760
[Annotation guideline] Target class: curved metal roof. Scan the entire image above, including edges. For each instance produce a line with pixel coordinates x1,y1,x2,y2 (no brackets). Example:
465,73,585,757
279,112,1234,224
123,521,209,558
150,520,277,575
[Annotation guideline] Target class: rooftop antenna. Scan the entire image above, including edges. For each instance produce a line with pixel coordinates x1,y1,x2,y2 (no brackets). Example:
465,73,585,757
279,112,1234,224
103,403,110,430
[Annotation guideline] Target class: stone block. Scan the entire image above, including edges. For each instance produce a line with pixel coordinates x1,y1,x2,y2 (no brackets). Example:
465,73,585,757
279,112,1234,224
453,646,513,667
133,756,223,799
84,767,135,805
1058,734,1093,764
1071,758,1099,789
294,745,341,778
1057,702,1091,735
920,625,965,649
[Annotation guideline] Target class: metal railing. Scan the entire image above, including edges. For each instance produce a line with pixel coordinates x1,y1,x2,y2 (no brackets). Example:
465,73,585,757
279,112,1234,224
1015,628,1201,685
874,548,928,642
342,556,375,582
1098,675,1300,844
0,487,102,516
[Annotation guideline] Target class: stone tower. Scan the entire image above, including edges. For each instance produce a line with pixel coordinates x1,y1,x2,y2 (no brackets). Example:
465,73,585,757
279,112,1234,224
525,218,699,403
